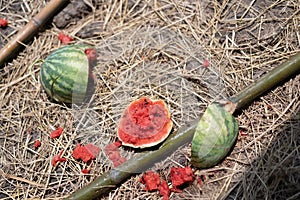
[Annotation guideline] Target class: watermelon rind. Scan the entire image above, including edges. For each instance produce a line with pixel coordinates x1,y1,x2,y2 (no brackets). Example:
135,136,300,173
191,103,239,168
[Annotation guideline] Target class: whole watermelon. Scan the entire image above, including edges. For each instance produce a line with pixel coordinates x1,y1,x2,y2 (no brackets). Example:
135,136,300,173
40,44,96,104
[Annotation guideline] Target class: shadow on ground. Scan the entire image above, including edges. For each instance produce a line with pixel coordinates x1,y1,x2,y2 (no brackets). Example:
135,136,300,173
225,110,300,200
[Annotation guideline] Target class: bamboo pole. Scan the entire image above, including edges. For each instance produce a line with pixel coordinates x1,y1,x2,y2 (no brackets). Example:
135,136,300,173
65,52,300,200
0,0,69,68
231,53,300,110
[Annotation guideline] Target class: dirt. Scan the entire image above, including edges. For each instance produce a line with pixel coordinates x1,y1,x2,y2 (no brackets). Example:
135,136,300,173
53,0,91,28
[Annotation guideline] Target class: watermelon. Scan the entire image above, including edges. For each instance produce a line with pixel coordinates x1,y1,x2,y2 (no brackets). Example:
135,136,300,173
40,44,96,104
191,103,238,168
117,97,173,148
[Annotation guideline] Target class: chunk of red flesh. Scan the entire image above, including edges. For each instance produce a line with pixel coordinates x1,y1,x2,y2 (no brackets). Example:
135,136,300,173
58,32,73,44
170,166,194,190
113,140,122,147
104,143,119,152
52,150,67,166
202,59,210,68
159,180,170,200
107,150,121,161
85,143,101,158
0,19,8,27
104,142,127,167
50,127,64,138
81,168,90,174
140,171,161,191
118,97,172,148
33,140,41,149
72,143,100,163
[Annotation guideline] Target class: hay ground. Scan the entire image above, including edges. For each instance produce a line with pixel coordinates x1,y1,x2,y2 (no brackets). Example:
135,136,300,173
0,0,299,199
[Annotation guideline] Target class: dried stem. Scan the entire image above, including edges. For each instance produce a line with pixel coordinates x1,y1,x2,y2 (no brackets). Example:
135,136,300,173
65,53,300,199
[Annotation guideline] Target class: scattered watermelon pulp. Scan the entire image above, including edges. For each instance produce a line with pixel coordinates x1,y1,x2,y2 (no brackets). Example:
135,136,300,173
50,127,64,138
117,97,173,148
139,170,170,200
72,143,101,163
0,19,8,27
52,150,67,167
159,180,170,200
104,141,127,167
139,167,195,199
81,168,90,174
170,166,194,192
58,32,73,44
33,140,41,149
140,171,161,191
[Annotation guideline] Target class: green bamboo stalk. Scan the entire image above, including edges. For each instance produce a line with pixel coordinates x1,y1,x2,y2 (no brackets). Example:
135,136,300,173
65,52,300,200
231,52,300,110
0,0,69,68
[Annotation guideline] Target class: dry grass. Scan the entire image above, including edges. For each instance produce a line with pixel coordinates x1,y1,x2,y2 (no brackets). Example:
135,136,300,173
0,0,299,199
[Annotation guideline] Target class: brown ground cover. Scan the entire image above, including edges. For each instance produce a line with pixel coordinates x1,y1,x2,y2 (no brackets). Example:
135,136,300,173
0,0,299,199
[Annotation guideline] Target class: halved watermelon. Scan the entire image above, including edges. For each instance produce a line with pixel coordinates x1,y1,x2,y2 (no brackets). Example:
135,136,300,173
117,97,173,148
40,44,96,104
191,103,239,168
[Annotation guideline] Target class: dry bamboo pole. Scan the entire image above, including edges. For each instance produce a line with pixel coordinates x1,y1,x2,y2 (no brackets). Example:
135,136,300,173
65,52,300,200
0,0,69,67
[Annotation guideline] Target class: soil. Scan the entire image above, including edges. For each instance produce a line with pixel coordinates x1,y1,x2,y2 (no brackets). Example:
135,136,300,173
53,0,91,28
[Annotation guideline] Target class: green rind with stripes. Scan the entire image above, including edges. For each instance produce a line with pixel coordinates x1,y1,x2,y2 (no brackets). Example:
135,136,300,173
40,45,91,103
191,103,239,168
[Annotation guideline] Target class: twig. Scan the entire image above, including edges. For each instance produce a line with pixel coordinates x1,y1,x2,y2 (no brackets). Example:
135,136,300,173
0,169,45,187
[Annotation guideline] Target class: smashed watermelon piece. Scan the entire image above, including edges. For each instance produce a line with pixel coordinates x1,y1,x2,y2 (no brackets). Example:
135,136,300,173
50,127,64,138
72,143,100,163
81,168,90,174
159,180,170,200
104,141,127,167
140,171,171,200
104,143,119,152
106,150,121,161
33,140,41,149
112,140,122,148
202,59,210,68
58,32,73,44
0,19,8,27
52,150,67,166
139,167,194,198
140,171,161,191
170,166,194,192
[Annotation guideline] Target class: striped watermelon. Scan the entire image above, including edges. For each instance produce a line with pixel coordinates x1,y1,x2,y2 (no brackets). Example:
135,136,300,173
40,45,95,104
191,103,238,168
